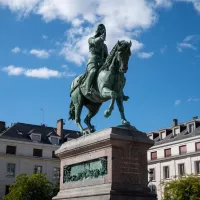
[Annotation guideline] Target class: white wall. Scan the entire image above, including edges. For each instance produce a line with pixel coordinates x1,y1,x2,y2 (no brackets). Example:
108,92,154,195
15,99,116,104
0,139,60,200
148,135,200,200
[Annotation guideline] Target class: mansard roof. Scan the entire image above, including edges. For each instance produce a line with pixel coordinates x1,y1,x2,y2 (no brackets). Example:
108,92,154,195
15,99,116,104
148,118,200,146
0,122,80,145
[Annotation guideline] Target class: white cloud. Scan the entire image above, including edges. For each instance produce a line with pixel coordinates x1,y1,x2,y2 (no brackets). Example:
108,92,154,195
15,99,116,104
0,0,39,17
29,49,50,58
2,65,24,75
42,34,48,39
1,65,75,79
187,98,200,102
155,0,200,13
177,42,197,52
1,0,157,65
72,18,84,27
11,47,21,53
155,0,172,8
24,67,61,79
138,51,154,59
2,0,200,65
177,35,200,52
11,46,53,58
160,45,167,53
174,100,181,106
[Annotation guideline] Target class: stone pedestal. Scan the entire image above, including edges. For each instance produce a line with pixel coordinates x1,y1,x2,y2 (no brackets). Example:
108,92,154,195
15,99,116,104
53,126,157,200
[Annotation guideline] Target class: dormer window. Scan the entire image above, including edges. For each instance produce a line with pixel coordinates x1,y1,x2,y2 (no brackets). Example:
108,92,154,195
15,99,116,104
160,130,166,140
173,127,180,135
50,136,60,145
188,123,195,133
30,133,41,142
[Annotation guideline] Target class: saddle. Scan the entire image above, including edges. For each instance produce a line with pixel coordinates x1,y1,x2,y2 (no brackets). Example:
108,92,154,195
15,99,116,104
79,73,104,103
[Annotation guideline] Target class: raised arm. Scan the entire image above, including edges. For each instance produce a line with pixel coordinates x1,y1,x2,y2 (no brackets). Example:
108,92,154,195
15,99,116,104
88,33,105,45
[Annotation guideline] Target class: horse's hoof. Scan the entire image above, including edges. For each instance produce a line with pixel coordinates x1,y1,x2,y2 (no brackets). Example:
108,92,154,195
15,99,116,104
122,120,130,126
104,110,111,118
82,130,89,136
90,126,96,133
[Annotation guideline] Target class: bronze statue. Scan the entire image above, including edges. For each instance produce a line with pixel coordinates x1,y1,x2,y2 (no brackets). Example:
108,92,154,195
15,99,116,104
84,24,108,95
69,24,132,135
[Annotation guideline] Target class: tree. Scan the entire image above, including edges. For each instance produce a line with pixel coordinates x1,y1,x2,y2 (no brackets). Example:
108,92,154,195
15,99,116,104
3,173,59,200
162,175,200,200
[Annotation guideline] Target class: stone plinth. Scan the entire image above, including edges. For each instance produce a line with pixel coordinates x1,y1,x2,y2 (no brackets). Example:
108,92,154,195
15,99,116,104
53,126,157,200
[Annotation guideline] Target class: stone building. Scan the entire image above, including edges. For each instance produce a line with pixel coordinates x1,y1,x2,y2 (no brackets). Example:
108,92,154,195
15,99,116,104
147,116,200,200
0,119,79,200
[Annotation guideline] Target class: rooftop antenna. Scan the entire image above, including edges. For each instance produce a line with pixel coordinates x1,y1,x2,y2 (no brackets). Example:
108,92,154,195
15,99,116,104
40,108,45,125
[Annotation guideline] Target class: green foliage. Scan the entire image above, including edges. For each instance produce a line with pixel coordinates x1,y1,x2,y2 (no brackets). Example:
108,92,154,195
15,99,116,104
3,173,59,200
162,175,200,200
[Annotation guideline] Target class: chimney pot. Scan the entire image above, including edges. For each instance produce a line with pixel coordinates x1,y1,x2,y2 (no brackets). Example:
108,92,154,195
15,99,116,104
57,119,64,141
173,119,178,126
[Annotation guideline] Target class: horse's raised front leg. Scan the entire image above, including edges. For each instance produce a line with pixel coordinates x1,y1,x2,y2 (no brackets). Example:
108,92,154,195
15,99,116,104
101,87,117,118
116,98,130,125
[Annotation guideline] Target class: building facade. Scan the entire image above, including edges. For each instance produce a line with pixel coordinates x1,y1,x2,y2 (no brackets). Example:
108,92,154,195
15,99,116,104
0,120,79,200
147,117,200,200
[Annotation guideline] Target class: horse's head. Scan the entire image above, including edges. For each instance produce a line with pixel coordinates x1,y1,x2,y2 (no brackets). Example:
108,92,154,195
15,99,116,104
116,40,132,73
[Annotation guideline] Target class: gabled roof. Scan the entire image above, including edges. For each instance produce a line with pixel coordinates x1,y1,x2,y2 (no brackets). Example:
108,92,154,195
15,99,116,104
0,122,80,145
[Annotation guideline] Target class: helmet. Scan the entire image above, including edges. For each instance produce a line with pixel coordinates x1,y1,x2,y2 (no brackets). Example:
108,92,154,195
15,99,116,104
95,24,106,38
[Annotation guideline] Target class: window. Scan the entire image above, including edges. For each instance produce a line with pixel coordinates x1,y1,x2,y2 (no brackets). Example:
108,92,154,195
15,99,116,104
5,185,10,195
52,151,58,158
53,168,60,180
196,161,200,174
196,142,200,151
179,145,187,155
174,128,180,135
163,166,170,179
188,123,194,133
6,145,16,155
178,163,185,176
31,133,41,142
33,148,42,157
34,165,42,174
50,136,60,145
149,168,155,181
160,131,166,139
7,163,15,177
164,148,171,157
151,152,157,160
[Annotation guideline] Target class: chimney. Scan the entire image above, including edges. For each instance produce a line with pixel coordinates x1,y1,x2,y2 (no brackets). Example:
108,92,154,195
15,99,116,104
0,121,6,132
57,119,64,141
173,119,178,126
193,116,198,120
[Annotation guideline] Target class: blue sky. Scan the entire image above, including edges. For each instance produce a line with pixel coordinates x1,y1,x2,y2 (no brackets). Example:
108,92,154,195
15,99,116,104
0,0,200,132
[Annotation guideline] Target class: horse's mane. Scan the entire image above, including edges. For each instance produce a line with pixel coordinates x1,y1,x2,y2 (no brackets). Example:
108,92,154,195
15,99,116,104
99,42,118,72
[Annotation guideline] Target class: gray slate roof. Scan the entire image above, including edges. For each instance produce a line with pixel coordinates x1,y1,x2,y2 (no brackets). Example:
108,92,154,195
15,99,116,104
0,122,80,145
151,120,200,146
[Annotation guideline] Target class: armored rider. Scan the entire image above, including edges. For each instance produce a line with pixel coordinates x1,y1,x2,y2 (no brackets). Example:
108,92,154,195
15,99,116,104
84,24,108,95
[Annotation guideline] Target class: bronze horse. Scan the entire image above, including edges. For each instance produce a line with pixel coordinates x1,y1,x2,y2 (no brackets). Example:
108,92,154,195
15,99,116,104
69,40,132,135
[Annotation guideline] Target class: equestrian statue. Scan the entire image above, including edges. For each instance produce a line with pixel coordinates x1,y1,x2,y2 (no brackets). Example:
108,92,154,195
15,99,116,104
69,24,132,135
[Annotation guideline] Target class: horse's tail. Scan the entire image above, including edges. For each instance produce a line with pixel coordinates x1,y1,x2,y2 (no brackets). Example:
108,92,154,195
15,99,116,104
69,100,75,120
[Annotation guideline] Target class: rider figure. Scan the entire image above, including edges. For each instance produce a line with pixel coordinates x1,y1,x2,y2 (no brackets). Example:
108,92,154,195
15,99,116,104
85,24,108,95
